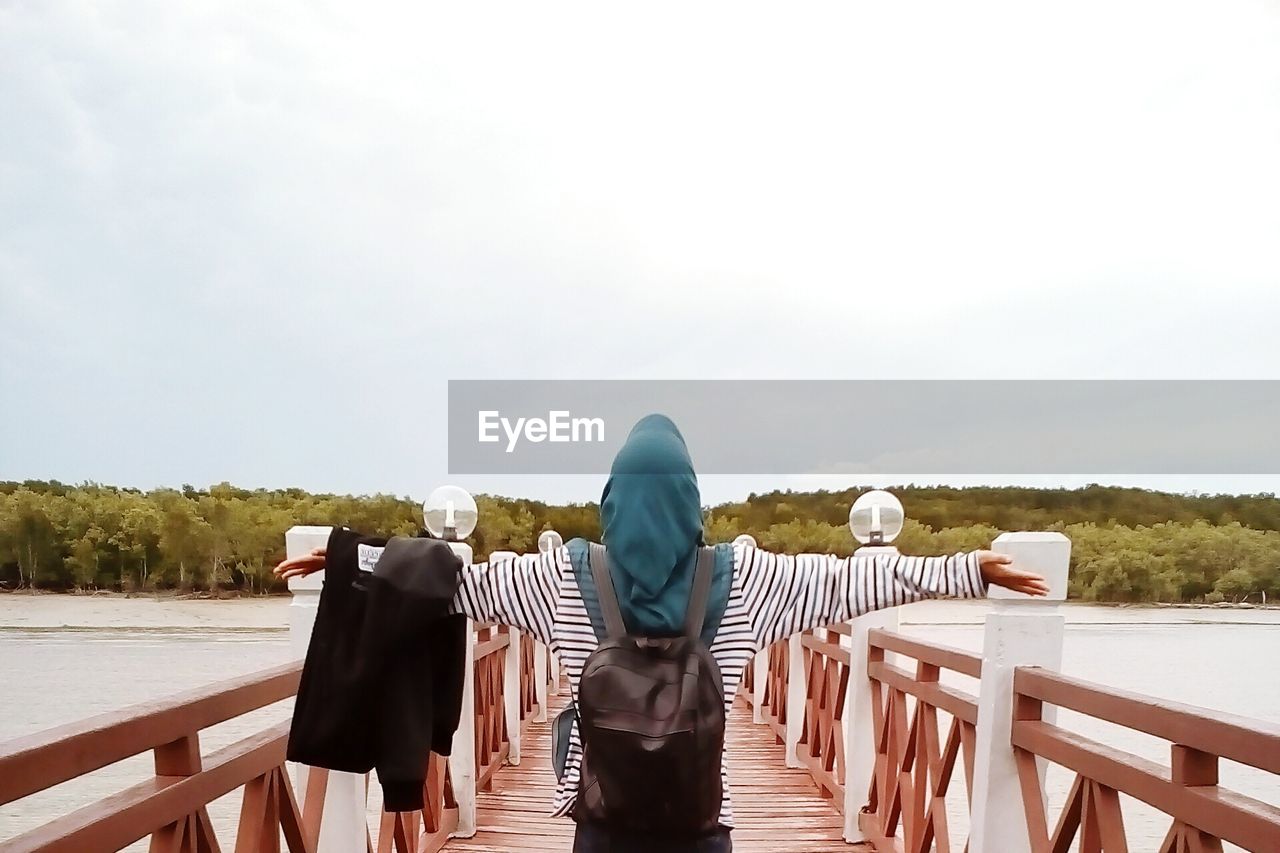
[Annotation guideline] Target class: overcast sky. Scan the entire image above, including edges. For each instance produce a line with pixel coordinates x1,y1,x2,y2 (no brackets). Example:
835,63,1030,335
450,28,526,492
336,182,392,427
3,1,1279,506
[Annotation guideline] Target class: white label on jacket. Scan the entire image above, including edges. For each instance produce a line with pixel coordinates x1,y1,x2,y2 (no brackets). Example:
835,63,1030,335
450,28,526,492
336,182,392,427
357,543,385,573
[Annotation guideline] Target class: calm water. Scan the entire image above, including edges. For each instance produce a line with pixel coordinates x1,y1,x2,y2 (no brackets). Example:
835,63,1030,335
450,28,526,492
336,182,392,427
1,597,1277,851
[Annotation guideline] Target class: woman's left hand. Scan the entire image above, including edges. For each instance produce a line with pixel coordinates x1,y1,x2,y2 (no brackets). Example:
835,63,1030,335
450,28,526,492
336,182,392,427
976,551,1050,596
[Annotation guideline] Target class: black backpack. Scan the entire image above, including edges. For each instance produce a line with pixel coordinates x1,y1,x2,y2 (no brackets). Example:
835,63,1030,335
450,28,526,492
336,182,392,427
572,543,726,836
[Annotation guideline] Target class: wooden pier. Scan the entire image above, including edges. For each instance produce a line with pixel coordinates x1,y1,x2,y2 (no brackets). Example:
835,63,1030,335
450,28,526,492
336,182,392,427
2,527,1279,852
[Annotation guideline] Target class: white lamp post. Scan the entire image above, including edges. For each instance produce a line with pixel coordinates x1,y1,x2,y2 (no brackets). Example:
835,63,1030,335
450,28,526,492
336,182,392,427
848,489,905,554
423,485,480,838
537,529,564,554
841,490,906,841
423,485,478,561
537,530,565,698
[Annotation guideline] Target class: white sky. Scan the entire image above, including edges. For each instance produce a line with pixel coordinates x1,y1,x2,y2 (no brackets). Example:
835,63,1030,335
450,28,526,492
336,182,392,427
3,1,1279,506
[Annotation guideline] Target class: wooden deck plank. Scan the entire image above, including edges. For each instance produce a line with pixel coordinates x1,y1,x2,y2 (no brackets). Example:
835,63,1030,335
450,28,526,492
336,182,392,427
441,685,867,852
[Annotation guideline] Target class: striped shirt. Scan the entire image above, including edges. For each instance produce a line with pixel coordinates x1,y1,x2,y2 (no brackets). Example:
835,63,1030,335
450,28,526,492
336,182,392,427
447,542,988,828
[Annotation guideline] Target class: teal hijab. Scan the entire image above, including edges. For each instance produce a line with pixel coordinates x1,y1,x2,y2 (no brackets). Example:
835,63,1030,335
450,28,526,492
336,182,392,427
596,414,716,637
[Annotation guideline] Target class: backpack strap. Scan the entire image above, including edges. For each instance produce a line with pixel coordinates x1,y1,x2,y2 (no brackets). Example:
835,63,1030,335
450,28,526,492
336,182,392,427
684,547,716,640
588,542,628,639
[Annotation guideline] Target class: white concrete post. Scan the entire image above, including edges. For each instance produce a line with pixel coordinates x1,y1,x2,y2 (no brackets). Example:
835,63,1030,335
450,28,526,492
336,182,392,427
489,550,522,767
842,605,900,841
968,532,1071,853
447,541,478,838
503,629,522,764
784,631,806,767
550,650,562,695
750,649,768,724
286,525,368,853
533,642,550,722
731,536,771,724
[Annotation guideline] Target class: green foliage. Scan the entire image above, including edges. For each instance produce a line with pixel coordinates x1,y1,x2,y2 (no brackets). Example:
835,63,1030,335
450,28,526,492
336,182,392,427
702,488,1280,604
0,481,1277,602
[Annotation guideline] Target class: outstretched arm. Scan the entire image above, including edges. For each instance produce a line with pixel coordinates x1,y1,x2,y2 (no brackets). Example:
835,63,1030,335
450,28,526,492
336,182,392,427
449,549,564,645
738,546,1046,649
275,541,566,645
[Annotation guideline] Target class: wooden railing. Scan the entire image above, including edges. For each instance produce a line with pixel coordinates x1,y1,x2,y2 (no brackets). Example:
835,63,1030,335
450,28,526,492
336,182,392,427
0,662,306,852
794,624,853,803
0,621,549,853
472,624,511,792
758,637,791,742
860,628,982,853
519,633,538,726
754,617,1280,853
1012,667,1280,853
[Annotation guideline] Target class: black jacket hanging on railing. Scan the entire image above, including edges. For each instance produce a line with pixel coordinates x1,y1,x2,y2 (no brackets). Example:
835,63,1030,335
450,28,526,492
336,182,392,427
286,527,466,812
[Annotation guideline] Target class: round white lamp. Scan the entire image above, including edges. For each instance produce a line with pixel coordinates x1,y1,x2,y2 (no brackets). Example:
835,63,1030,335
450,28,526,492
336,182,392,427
538,530,564,555
849,490,904,555
424,485,478,564
424,485,478,541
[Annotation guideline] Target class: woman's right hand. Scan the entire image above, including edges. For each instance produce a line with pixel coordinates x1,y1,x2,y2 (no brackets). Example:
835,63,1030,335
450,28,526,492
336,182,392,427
274,547,327,581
